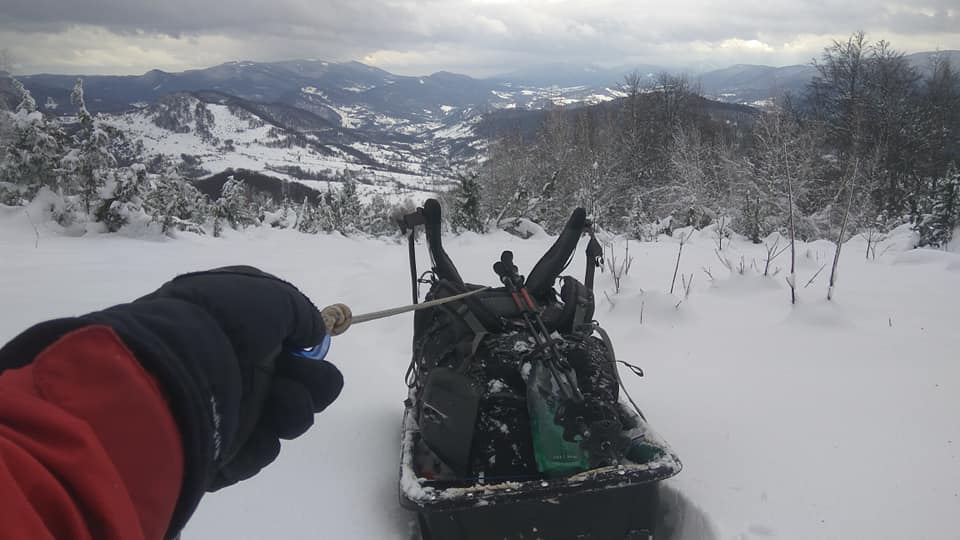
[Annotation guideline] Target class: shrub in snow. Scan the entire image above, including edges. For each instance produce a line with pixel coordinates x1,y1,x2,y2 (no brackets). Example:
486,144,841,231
144,171,210,235
95,166,146,232
360,194,398,236
332,179,361,234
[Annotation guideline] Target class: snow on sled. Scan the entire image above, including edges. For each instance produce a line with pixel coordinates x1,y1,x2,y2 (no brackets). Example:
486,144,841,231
397,200,682,540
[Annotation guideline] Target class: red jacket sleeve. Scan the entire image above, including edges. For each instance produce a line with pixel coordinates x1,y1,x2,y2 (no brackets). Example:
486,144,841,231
0,325,184,540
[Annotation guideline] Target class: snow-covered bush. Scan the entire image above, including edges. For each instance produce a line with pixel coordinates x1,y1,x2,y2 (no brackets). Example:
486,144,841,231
144,171,210,235
95,165,147,232
917,166,960,248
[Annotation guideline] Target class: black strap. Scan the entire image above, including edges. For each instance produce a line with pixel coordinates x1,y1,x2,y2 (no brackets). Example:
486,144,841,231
438,301,488,373
586,323,646,421
585,228,603,291
454,303,488,366
399,209,426,304
407,230,418,304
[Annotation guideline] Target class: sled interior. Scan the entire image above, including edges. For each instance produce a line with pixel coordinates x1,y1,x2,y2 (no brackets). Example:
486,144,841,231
396,200,682,539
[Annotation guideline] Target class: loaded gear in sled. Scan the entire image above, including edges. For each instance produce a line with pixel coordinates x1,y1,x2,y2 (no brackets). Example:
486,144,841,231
397,200,682,540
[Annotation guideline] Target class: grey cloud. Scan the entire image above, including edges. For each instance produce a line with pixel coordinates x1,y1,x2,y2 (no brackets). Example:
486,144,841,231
0,0,957,76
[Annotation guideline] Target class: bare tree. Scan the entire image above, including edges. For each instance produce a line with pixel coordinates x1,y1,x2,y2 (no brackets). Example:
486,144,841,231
828,160,860,300
784,140,797,304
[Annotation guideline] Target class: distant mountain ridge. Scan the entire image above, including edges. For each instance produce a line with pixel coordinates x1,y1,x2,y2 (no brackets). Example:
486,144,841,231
693,50,960,104
8,50,956,203
18,49,958,118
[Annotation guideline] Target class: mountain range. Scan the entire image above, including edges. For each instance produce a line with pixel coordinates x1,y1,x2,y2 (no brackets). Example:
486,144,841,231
18,50,958,117
6,50,956,202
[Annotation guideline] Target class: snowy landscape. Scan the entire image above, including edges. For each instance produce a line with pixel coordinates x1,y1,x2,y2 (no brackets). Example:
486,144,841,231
1,204,957,539
2,8,960,537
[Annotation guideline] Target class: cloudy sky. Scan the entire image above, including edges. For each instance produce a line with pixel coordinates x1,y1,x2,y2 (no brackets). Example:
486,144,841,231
0,0,958,76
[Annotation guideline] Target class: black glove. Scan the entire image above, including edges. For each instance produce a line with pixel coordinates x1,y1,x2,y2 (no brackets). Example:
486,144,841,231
0,266,343,538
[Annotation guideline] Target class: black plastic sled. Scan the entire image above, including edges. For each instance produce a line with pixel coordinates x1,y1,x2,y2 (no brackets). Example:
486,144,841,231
397,201,682,540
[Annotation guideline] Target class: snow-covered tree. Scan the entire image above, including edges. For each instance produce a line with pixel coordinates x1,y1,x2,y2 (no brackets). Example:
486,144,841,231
95,165,147,232
64,78,116,218
216,176,258,229
71,78,92,127
12,78,36,113
297,197,319,234
144,169,210,235
0,112,63,198
918,166,960,247
316,192,336,232
359,193,396,236
0,78,63,203
450,172,485,233
334,178,361,233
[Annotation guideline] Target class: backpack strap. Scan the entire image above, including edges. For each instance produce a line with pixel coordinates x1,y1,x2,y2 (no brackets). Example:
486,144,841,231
556,276,596,334
455,302,488,365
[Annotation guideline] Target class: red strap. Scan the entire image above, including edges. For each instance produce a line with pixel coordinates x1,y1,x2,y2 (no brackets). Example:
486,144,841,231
520,288,537,310
0,325,184,540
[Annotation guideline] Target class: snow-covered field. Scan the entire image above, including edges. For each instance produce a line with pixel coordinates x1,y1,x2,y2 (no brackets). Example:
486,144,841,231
1,205,958,540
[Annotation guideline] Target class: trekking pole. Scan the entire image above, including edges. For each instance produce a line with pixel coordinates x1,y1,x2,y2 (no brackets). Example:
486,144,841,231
493,251,584,403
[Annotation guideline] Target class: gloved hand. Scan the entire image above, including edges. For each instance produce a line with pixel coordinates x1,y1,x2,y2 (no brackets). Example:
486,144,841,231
0,266,343,537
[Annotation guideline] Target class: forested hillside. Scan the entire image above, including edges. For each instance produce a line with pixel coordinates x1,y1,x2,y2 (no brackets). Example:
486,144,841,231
476,33,960,249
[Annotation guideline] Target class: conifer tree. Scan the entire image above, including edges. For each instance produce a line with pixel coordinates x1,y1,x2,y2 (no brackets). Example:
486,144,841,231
96,165,146,232
217,175,258,229
627,193,651,240
66,78,116,217
450,172,485,233
145,168,209,235
297,197,319,234
0,89,62,198
363,193,401,236
317,192,336,232
12,79,36,113
335,178,361,233
918,166,960,247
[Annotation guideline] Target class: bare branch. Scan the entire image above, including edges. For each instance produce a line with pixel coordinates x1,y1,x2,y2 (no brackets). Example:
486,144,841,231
829,160,860,301
23,209,39,248
605,239,634,294
670,230,693,294
804,264,827,288
681,273,695,298
714,215,727,251
714,249,733,271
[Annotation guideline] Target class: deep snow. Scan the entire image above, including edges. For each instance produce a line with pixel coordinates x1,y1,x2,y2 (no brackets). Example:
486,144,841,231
1,205,958,540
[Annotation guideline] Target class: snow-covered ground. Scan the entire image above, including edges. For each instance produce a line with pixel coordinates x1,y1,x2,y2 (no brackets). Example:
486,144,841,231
1,205,958,539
